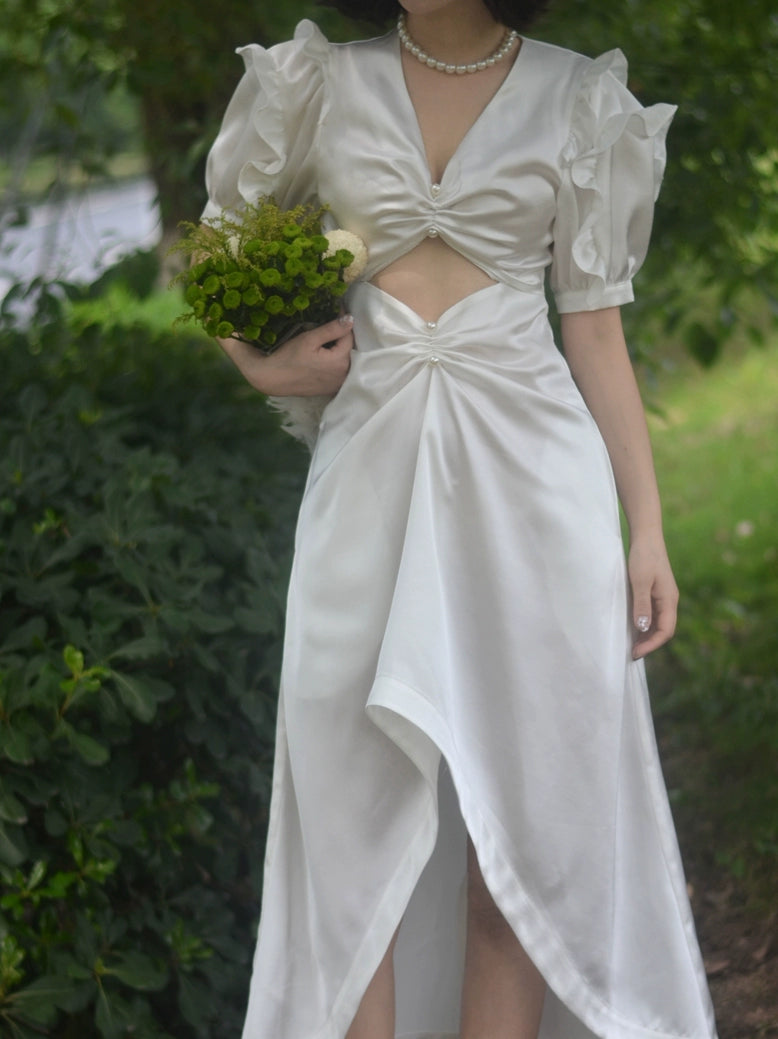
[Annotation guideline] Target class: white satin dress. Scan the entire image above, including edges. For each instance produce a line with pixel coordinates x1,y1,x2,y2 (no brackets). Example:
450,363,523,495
203,20,718,1039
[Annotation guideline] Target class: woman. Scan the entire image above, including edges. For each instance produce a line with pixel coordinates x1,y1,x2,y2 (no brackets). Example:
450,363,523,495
203,1,718,1036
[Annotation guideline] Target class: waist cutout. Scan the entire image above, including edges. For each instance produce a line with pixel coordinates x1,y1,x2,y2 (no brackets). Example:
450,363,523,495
348,281,551,355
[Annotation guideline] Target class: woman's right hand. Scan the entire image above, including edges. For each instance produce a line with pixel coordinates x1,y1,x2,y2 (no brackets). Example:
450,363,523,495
217,314,355,397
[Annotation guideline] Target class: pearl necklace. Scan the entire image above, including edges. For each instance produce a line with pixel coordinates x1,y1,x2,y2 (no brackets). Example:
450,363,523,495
397,13,519,75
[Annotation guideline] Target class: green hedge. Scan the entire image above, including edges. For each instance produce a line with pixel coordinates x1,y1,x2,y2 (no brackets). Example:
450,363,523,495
0,274,307,1036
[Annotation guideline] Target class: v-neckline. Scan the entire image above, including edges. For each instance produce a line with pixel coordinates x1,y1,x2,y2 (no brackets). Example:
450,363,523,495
395,30,528,187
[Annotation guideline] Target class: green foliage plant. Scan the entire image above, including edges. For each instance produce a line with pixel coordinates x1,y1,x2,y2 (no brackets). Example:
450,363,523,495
171,198,363,352
0,257,308,1037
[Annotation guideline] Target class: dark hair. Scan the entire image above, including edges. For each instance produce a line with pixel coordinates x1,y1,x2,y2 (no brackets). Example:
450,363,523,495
318,0,552,33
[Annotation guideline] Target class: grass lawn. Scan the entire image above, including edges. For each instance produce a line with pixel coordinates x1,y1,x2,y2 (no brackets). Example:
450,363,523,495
650,346,777,597
644,338,778,900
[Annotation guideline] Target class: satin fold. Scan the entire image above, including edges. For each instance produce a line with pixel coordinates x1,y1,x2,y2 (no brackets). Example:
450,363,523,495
241,284,716,1039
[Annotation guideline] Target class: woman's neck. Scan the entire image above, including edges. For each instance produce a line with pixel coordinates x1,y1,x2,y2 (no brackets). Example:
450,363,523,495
402,4,505,66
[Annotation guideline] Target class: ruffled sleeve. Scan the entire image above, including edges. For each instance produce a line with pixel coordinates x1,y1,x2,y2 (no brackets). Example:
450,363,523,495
550,50,676,313
202,20,329,221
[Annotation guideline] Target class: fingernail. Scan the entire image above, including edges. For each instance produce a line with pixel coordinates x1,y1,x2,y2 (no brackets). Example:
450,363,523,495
338,313,354,325
636,615,650,633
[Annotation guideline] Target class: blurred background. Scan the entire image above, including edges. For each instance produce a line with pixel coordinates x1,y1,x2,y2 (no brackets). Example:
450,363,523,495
0,1,776,1036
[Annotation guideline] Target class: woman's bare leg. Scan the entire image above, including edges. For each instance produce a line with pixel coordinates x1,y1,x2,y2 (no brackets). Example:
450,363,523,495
345,928,400,1039
460,838,546,1039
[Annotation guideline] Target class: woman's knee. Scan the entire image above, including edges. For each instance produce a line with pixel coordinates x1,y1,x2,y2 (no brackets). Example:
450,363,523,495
466,839,513,941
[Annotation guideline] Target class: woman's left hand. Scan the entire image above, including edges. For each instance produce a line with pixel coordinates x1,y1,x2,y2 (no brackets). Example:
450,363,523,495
628,535,679,660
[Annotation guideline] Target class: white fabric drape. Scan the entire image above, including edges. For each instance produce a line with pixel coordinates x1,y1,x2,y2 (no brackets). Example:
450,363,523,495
203,21,717,1039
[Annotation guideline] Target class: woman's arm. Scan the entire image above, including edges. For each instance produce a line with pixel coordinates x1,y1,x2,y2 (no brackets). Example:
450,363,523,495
217,314,354,397
561,307,678,660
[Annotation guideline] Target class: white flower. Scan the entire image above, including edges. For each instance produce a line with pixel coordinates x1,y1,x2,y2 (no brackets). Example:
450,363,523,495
227,235,241,259
324,229,368,283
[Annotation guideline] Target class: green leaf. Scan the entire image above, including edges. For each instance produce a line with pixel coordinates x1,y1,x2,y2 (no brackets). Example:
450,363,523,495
178,972,213,1027
189,609,234,634
0,726,33,765
95,985,119,1039
39,871,79,900
110,554,152,599
0,821,28,867
0,617,46,655
7,974,73,1023
107,820,143,846
15,571,77,611
27,859,46,890
17,383,48,421
235,604,278,635
44,807,68,836
108,951,168,991
110,671,157,722
64,961,94,982
0,1022,41,1039
0,788,27,824
60,722,110,766
64,644,85,674
110,634,167,661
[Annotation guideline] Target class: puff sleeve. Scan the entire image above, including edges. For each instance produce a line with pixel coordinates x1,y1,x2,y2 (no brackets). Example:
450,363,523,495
201,20,329,221
550,50,676,313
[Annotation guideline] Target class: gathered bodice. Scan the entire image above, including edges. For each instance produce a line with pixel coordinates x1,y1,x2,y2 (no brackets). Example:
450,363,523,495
315,31,572,296
203,20,675,313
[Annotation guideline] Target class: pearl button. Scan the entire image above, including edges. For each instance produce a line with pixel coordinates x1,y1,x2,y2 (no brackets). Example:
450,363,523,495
428,355,440,365
426,321,437,330
430,182,441,197
427,226,439,238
